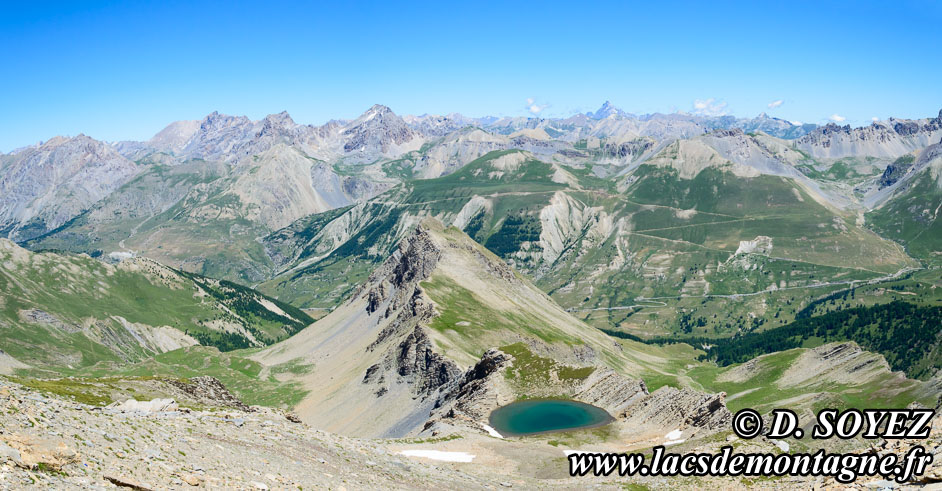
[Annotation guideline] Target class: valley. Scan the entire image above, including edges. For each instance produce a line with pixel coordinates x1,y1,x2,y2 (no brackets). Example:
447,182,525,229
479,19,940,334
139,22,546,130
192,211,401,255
1,103,940,488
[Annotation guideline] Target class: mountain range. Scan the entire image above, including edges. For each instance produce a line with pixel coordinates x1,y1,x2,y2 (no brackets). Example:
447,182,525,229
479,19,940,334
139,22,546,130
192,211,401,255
1,102,941,487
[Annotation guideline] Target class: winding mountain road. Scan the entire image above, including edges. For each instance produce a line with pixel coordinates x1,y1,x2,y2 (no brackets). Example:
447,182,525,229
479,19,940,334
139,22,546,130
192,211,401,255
566,266,922,312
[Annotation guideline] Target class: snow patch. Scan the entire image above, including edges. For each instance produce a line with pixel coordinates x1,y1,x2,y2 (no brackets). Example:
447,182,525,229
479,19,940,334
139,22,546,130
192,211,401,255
482,424,504,439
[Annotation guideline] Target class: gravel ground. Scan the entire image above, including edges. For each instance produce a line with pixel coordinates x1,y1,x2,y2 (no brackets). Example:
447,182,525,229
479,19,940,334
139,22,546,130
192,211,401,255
1,377,938,489
0,379,493,489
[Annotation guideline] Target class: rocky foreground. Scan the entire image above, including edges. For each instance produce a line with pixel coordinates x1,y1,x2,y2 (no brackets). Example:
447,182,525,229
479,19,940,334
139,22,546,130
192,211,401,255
0,378,490,489
1,376,940,490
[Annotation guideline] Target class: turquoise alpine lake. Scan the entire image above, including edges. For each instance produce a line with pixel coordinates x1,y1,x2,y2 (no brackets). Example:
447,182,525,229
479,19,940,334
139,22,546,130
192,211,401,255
488,399,614,436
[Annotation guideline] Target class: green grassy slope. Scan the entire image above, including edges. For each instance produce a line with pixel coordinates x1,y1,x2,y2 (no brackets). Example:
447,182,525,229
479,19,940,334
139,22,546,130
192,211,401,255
686,346,933,414
258,151,917,343
0,240,311,373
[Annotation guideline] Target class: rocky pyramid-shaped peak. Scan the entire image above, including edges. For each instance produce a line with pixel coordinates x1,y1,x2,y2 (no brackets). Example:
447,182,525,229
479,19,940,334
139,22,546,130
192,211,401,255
363,103,394,118
589,100,628,119
342,104,418,154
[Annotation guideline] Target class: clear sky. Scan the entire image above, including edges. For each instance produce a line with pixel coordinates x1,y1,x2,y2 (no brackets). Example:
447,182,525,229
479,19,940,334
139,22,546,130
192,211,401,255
2,0,941,151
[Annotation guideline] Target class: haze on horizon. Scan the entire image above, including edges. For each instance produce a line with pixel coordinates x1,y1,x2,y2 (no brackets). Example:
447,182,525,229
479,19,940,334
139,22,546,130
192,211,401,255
2,0,941,152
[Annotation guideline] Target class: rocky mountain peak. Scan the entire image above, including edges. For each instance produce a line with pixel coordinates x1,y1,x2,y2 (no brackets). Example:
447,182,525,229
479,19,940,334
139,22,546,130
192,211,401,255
198,111,251,132
256,111,299,139
0,133,139,241
203,110,222,124
366,104,392,116
349,104,397,125
820,122,852,135
262,110,296,127
174,111,293,162
360,221,444,314
589,100,627,119
342,104,417,154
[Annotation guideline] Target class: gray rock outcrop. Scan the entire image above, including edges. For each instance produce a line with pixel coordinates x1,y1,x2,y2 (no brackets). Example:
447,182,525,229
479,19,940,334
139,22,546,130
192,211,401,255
165,376,251,411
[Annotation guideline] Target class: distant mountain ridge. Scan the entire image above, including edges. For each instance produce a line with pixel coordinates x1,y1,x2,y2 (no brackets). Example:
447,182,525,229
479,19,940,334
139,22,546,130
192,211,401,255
3,103,941,294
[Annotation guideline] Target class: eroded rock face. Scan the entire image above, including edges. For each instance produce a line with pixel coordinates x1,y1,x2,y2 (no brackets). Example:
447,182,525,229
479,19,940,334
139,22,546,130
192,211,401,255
423,349,516,431
396,327,462,397
571,368,648,415
603,139,653,159
621,386,732,432
362,226,446,366
18,309,80,333
421,348,651,436
919,141,942,166
880,155,916,188
358,225,443,313
364,326,462,399
358,226,463,401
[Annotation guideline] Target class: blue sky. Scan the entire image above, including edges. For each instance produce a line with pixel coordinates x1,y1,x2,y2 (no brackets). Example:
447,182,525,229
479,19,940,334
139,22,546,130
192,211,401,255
1,0,941,151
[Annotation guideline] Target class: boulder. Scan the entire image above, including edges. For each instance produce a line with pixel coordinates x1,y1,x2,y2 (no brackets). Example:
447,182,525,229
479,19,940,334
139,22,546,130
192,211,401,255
108,398,178,413
1,433,79,471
